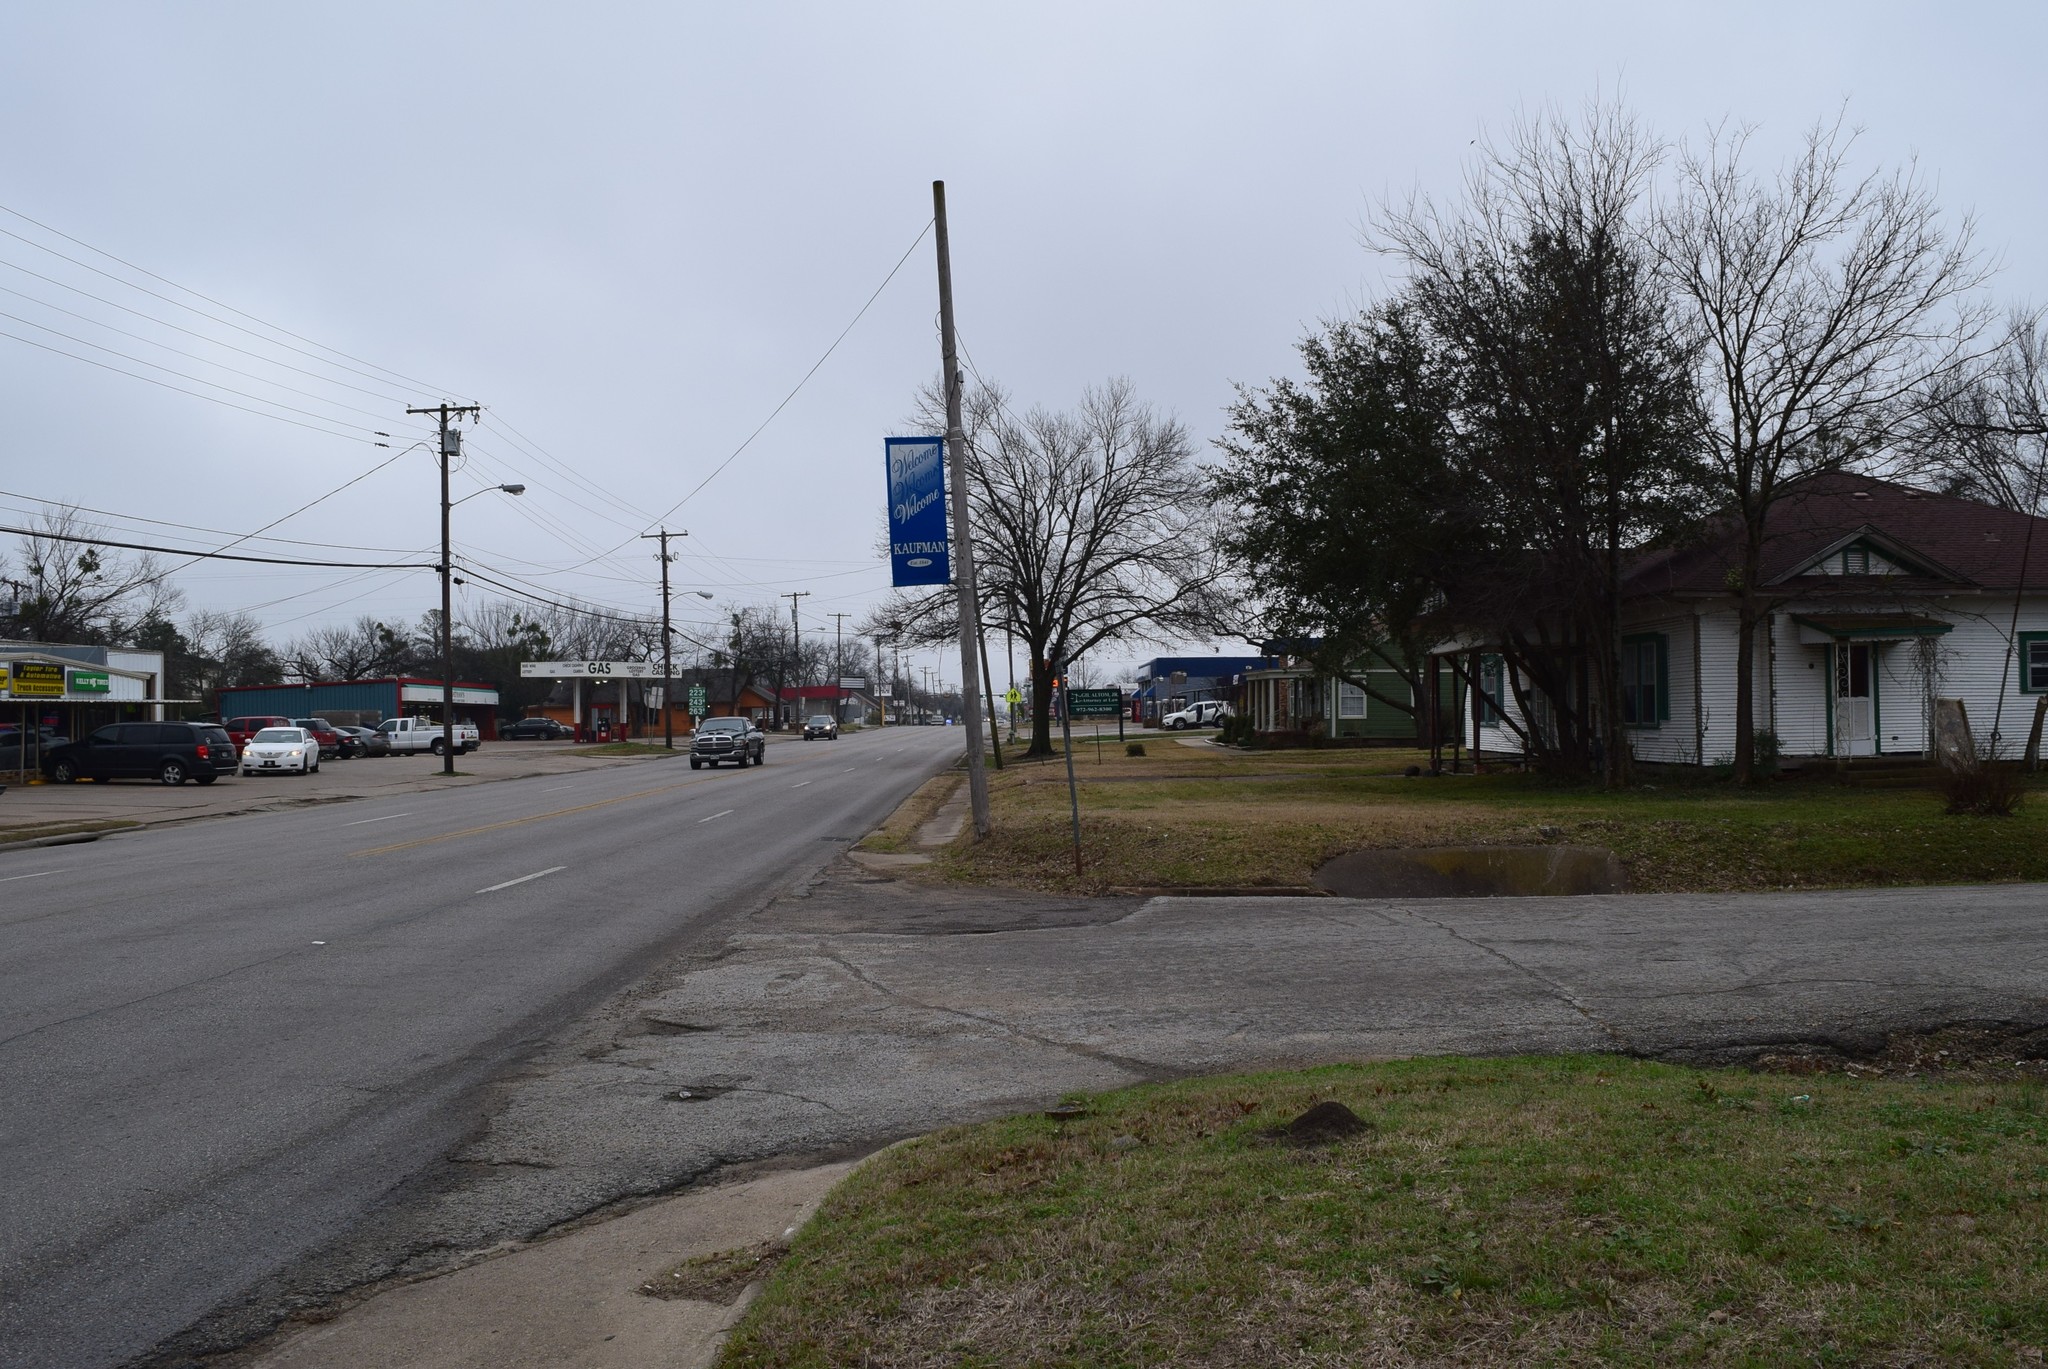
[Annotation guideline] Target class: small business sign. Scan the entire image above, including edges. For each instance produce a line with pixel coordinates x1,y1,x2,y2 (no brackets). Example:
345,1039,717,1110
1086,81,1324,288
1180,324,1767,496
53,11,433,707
837,676,867,692
884,436,950,587
687,684,708,717
1066,688,1122,718
9,662,65,697
67,669,111,694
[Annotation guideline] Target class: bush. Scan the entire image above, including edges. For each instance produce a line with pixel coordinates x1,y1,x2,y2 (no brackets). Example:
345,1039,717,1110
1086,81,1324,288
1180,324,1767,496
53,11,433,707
1942,761,2027,817
1125,742,1146,757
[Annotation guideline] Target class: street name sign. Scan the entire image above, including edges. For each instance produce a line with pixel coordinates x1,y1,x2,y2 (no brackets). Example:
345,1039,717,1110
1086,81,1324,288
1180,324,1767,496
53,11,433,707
884,436,949,587
1066,688,1122,718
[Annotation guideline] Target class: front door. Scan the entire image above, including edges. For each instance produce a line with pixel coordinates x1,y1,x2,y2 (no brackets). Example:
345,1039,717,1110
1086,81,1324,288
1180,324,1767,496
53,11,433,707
1833,643,1876,757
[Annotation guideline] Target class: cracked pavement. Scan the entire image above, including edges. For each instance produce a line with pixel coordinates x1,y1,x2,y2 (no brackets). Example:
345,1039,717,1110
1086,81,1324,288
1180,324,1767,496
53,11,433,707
432,870,2048,1260
175,864,2048,1366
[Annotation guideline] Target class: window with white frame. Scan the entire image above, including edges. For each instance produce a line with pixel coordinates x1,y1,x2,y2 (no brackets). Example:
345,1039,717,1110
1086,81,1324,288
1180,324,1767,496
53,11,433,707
2022,634,2048,693
1620,634,1666,726
1337,680,1367,718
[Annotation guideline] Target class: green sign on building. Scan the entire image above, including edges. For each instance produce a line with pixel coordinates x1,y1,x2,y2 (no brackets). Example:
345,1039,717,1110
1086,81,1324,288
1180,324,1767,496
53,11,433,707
67,670,111,695
1066,688,1123,718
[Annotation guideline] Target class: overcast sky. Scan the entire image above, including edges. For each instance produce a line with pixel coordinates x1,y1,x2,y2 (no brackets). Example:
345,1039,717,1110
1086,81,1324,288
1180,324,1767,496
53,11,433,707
2,2,2042,688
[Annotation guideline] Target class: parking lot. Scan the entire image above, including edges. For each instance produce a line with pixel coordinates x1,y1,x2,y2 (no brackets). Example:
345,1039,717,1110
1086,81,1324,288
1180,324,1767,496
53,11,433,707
0,739,724,839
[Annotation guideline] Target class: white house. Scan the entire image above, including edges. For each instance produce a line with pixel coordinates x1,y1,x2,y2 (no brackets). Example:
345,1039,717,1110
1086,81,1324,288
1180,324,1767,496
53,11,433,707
1462,473,2048,767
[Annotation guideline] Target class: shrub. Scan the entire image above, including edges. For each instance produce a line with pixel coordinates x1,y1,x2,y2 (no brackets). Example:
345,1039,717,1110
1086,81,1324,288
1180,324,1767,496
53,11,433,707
1125,742,1146,757
1942,761,2027,817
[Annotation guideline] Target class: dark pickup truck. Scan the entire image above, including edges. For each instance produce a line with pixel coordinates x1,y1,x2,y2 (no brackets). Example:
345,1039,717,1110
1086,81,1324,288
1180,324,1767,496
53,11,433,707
689,717,764,769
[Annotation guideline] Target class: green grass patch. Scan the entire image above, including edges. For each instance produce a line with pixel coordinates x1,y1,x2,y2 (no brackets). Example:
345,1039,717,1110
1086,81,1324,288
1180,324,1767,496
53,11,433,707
932,747,2048,894
720,1056,2048,1367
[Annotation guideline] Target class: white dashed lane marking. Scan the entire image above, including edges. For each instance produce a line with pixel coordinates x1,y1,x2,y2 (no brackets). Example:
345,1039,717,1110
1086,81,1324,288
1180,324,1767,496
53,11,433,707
476,866,567,894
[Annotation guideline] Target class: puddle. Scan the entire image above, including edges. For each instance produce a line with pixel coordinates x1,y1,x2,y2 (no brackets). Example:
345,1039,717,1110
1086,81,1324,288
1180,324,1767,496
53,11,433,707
1312,844,1624,898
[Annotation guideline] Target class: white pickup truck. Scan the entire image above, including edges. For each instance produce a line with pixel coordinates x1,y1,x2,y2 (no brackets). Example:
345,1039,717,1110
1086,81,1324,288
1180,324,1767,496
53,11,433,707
376,716,481,756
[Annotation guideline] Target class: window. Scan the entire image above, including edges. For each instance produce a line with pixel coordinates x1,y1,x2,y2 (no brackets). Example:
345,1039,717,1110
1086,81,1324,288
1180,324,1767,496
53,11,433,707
2021,633,2048,694
1620,634,1669,727
1478,655,1504,726
1843,545,1871,574
1336,681,1366,719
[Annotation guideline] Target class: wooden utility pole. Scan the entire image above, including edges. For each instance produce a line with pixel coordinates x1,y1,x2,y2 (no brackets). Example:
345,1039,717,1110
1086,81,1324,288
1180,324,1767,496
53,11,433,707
641,529,684,749
408,401,481,776
932,180,992,837
830,611,851,723
781,590,809,729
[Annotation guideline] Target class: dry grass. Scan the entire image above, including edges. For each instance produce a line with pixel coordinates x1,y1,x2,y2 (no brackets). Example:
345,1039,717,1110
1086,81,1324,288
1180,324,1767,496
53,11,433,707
719,1056,2048,1367
858,772,964,854
640,1240,784,1304
925,745,2048,896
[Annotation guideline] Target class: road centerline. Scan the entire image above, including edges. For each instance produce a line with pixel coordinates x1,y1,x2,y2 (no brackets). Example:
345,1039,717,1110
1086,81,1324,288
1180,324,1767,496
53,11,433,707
476,866,567,894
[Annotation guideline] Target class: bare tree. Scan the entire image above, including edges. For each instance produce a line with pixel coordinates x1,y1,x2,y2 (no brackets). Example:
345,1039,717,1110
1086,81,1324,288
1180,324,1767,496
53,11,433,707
4,508,183,644
283,615,412,681
1653,114,1991,782
1908,307,2048,512
869,377,1231,757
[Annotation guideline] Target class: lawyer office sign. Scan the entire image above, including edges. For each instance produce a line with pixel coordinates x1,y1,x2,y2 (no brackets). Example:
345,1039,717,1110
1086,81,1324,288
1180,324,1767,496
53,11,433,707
884,436,950,587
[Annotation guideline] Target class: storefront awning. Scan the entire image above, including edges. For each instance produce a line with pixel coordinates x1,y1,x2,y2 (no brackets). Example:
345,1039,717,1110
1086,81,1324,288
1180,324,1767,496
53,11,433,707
1792,613,1954,644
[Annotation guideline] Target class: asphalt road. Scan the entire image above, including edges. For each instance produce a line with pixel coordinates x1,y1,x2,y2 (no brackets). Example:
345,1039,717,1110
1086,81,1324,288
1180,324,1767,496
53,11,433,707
0,726,961,1369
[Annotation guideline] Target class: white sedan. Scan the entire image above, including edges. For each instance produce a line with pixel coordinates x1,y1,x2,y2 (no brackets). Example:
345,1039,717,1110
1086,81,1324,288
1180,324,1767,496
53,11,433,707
238,726,320,776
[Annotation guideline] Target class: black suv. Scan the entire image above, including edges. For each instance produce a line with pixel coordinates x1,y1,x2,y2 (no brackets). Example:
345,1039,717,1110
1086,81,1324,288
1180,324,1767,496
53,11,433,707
689,717,765,769
45,721,237,786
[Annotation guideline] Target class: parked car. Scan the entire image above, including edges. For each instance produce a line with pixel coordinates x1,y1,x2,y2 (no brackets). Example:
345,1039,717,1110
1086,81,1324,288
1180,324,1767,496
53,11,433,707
376,716,480,755
238,726,319,776
501,717,572,740
689,717,765,769
336,725,390,757
1161,700,1234,730
802,714,839,740
223,715,292,756
43,721,236,786
291,717,347,759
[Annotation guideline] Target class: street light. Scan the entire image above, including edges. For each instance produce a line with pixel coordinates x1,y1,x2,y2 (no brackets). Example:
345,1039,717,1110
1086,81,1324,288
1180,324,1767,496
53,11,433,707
440,482,522,774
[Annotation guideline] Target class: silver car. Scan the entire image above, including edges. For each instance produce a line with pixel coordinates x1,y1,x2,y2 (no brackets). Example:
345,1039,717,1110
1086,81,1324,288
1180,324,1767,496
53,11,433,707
238,726,319,776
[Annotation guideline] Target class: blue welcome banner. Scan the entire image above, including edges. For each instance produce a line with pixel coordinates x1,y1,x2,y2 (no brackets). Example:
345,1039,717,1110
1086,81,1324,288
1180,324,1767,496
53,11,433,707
885,436,951,587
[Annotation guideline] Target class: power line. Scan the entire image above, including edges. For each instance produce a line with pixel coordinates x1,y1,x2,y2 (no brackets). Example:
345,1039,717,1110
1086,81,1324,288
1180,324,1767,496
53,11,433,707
546,218,935,576
0,522,430,568
0,202,467,399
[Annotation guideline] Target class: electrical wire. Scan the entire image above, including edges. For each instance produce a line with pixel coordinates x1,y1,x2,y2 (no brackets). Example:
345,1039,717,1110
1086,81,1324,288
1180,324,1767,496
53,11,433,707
0,522,429,568
0,203,467,400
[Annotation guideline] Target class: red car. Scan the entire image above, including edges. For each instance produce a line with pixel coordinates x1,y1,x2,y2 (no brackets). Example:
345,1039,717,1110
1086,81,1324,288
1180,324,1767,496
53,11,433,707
291,717,347,760
223,715,292,757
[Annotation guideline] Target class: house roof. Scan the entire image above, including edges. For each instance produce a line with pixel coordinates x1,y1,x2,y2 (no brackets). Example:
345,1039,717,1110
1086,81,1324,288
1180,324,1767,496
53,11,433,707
1623,472,2048,599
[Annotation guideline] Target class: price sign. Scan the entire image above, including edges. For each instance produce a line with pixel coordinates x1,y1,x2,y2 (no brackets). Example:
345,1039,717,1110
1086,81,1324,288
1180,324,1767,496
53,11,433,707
687,684,708,717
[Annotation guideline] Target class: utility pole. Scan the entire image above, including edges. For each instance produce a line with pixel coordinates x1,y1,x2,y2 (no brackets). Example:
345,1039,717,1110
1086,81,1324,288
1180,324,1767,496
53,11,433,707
781,590,809,730
409,401,481,777
933,181,992,838
830,611,851,723
640,529,685,749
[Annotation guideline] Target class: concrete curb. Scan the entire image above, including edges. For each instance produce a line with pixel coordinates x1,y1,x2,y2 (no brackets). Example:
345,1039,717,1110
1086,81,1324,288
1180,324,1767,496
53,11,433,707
0,829,117,853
